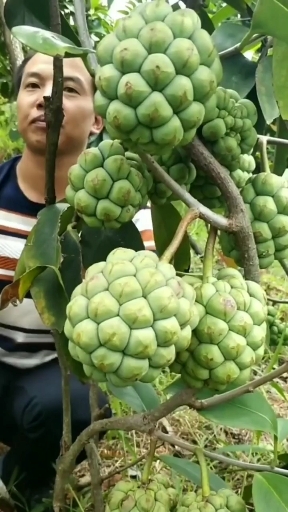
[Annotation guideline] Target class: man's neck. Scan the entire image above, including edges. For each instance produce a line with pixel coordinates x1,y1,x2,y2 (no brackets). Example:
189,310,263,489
16,147,80,204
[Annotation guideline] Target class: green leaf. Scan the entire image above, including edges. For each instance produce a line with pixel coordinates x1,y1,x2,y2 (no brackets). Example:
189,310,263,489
80,220,145,270
246,85,267,138
197,7,215,35
273,39,288,121
59,228,82,299
151,203,190,272
163,376,188,396
225,0,249,14
11,25,95,57
252,472,288,512
212,22,250,53
216,444,272,454
219,53,256,98
30,267,68,331
212,5,237,27
273,117,288,176
159,456,229,491
240,0,288,48
14,204,71,280
4,0,80,46
256,55,279,124
277,418,288,444
270,381,288,401
199,391,278,435
107,382,160,413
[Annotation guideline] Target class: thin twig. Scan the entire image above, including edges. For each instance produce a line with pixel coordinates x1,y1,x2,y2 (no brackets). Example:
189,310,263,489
86,442,104,512
267,296,288,304
161,209,199,263
156,432,288,477
139,152,230,232
219,34,264,58
258,134,288,147
73,0,98,72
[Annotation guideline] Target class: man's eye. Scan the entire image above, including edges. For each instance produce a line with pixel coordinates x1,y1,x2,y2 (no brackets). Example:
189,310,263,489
25,82,39,89
64,86,78,94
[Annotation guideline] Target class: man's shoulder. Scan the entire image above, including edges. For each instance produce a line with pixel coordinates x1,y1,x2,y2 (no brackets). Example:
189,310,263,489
0,155,22,178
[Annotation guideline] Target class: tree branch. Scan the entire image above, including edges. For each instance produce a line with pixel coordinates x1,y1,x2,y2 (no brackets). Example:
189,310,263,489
188,137,260,282
219,34,264,58
267,296,288,304
139,152,230,232
53,360,288,508
156,432,288,477
258,135,288,147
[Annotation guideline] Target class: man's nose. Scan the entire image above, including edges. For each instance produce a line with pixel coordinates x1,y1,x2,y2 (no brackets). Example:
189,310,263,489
35,85,53,108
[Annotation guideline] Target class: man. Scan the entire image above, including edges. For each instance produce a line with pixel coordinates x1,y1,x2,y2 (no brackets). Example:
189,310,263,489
0,52,112,510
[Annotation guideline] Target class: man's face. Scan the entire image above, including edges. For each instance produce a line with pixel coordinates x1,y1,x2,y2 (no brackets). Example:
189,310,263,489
17,52,102,156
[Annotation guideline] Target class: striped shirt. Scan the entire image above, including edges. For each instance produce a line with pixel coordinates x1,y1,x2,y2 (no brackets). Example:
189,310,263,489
132,204,156,252
0,155,56,368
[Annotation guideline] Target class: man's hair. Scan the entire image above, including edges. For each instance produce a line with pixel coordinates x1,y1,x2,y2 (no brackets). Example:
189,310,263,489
13,51,96,97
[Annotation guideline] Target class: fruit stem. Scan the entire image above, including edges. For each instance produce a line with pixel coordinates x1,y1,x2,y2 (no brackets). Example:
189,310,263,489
195,448,211,498
258,136,271,173
141,437,157,484
160,209,199,263
202,225,218,282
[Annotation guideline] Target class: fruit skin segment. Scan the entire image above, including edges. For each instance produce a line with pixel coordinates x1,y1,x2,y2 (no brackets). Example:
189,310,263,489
94,0,223,154
177,487,248,512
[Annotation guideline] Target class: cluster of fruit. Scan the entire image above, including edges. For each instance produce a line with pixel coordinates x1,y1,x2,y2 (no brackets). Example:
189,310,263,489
104,475,248,511
64,248,267,392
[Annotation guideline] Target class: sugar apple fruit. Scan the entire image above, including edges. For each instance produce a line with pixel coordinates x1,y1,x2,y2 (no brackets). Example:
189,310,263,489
267,304,288,347
200,87,258,171
177,488,247,512
220,172,288,269
190,153,256,212
149,147,197,205
64,248,199,387
105,479,172,512
65,139,152,229
170,268,267,391
94,0,223,154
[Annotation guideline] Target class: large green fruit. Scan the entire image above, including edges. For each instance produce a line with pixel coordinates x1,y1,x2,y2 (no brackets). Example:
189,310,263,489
171,268,267,391
149,147,196,205
177,488,247,511
94,0,223,154
200,86,258,171
220,172,288,269
64,248,199,387
190,153,256,212
65,140,152,229
105,479,172,512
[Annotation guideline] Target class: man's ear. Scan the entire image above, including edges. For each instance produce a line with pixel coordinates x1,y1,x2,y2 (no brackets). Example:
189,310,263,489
90,115,103,135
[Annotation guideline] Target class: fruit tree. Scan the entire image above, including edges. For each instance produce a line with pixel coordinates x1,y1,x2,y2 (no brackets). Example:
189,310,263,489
2,0,288,511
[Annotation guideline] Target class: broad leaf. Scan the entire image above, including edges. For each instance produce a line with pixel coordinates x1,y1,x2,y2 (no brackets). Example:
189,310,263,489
159,456,229,491
273,117,288,176
256,54,279,124
14,204,72,280
225,0,249,14
216,444,272,454
30,267,68,331
273,39,288,121
151,203,190,272
0,265,46,309
59,228,82,300
277,418,288,444
199,391,278,435
163,376,188,396
212,5,237,27
240,0,288,48
212,22,250,53
246,85,267,138
4,0,80,46
197,8,215,35
252,472,288,512
80,220,145,270
12,26,95,58
107,382,160,413
219,53,256,98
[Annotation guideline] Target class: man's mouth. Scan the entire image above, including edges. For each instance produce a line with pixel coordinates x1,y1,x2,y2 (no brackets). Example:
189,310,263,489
31,115,46,126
